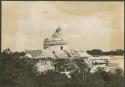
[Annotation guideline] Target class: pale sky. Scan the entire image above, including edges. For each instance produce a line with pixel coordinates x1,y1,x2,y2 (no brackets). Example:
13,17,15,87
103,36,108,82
2,1,124,51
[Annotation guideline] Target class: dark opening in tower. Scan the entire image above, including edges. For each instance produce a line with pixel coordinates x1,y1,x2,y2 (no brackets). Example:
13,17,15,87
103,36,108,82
61,46,63,50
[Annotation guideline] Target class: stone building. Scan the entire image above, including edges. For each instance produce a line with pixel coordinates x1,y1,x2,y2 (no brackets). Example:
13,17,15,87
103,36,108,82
25,27,93,60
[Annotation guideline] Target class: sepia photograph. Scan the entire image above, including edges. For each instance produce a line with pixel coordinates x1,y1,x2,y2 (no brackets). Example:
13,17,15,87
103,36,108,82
1,1,124,87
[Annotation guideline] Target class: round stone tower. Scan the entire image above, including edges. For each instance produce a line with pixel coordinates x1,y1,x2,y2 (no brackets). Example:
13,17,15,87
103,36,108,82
43,27,67,50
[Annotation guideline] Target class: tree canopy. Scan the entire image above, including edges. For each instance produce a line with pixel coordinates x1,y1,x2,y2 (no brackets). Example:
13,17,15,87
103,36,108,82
87,49,124,56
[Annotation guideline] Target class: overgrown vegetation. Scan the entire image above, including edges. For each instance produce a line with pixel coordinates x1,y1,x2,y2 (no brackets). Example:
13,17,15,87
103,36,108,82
0,49,124,87
87,49,124,56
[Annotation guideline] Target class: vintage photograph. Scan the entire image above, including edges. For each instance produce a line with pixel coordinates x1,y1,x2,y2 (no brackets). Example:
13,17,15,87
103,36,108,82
1,1,124,87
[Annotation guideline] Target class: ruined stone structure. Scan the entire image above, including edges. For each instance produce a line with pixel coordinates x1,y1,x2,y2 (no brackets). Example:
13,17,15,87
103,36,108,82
43,27,67,50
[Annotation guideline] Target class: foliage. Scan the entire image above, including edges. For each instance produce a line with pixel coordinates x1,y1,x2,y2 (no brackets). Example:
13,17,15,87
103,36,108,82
0,49,124,87
87,49,124,56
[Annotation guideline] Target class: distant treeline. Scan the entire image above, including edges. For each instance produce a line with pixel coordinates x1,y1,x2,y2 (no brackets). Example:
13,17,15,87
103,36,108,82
87,49,124,56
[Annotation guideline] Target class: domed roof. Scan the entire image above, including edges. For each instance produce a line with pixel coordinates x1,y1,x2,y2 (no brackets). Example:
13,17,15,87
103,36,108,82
52,27,63,39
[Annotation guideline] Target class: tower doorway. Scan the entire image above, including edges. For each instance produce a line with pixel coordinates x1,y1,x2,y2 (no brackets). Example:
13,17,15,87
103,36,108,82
61,46,63,50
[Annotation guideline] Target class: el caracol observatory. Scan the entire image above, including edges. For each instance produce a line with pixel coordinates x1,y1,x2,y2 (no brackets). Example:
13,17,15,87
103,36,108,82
25,27,91,58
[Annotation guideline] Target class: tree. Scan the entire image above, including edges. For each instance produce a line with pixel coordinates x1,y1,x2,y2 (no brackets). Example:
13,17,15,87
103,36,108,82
87,49,103,55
